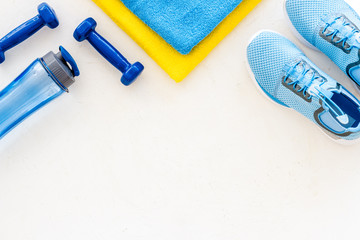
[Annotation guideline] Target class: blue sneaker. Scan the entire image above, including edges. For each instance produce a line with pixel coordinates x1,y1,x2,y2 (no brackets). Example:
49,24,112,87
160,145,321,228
247,31,360,142
285,0,360,89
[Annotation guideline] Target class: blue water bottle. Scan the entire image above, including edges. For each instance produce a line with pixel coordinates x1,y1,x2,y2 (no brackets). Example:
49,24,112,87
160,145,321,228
0,46,79,139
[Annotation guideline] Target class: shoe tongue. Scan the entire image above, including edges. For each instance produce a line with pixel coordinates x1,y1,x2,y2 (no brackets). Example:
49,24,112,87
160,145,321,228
289,62,321,87
328,15,360,46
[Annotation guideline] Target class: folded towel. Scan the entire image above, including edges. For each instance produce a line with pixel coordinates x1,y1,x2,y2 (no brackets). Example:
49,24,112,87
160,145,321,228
121,0,243,54
92,0,262,82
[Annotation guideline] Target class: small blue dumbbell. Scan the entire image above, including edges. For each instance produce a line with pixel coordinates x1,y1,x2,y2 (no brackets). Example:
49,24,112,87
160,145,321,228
74,17,144,86
0,2,59,64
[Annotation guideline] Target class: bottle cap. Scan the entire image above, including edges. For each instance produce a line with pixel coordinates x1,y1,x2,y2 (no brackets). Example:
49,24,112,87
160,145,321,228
41,46,80,92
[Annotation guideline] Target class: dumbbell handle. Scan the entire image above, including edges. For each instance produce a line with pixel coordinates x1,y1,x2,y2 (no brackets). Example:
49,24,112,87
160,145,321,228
0,15,44,52
73,17,144,86
87,30,131,73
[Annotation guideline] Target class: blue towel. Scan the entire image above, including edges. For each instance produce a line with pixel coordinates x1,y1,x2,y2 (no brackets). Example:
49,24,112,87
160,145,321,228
120,0,243,54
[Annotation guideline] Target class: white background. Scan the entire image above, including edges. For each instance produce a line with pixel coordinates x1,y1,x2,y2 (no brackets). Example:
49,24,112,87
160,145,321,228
1,0,360,239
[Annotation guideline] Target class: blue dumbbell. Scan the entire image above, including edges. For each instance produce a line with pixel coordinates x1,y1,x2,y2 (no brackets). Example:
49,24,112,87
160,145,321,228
74,17,144,86
0,2,59,64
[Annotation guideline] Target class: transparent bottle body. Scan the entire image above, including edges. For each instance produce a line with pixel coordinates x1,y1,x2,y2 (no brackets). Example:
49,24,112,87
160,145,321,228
0,59,64,139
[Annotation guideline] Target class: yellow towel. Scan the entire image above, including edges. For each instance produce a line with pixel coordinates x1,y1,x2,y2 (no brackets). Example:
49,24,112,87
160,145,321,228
92,0,262,82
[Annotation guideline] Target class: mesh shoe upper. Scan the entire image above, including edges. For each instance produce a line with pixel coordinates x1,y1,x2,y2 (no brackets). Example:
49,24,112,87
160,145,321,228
247,31,360,141
286,0,360,85
285,0,351,44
